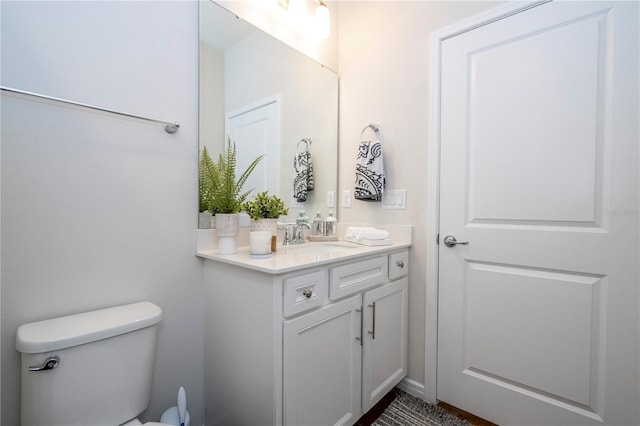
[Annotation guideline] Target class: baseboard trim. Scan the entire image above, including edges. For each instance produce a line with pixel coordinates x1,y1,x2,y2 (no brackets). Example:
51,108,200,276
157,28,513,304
397,377,425,399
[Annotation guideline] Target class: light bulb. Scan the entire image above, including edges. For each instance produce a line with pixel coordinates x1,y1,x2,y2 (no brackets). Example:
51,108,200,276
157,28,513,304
314,3,330,39
288,0,306,18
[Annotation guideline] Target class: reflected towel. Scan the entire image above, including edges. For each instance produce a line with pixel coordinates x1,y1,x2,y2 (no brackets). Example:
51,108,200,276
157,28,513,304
355,140,385,201
293,151,314,202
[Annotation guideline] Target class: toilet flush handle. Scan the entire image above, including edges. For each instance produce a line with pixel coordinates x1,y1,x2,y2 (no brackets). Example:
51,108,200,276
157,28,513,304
29,355,59,372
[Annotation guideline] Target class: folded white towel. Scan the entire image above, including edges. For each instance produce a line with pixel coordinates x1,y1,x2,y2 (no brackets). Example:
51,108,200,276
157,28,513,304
345,226,390,240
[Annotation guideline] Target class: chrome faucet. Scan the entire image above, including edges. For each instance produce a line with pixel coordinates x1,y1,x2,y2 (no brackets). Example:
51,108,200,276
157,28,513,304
282,222,311,245
294,222,311,243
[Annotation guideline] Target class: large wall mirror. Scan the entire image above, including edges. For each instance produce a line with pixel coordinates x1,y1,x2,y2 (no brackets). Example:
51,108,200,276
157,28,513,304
199,0,338,228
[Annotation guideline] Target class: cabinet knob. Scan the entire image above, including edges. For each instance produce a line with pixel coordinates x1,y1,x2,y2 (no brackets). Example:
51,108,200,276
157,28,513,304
396,261,405,269
302,289,312,299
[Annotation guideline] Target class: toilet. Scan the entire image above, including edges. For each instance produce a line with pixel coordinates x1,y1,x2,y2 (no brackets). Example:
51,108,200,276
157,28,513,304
16,301,172,426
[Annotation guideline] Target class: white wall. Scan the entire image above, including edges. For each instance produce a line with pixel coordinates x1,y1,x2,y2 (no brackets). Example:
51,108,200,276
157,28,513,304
1,1,203,425
337,0,502,393
200,42,226,157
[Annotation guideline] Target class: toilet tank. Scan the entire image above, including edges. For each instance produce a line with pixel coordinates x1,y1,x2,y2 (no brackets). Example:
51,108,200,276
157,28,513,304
16,302,162,426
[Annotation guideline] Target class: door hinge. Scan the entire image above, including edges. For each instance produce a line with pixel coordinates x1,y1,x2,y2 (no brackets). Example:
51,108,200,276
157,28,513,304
436,233,440,245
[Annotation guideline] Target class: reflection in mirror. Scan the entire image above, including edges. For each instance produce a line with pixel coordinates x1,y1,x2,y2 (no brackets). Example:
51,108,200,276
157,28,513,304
199,1,338,228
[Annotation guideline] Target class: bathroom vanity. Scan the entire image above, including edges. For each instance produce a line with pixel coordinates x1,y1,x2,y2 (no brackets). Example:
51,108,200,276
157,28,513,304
198,234,410,426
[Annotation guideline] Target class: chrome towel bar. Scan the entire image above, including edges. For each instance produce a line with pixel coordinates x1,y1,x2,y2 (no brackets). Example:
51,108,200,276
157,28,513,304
1,86,180,134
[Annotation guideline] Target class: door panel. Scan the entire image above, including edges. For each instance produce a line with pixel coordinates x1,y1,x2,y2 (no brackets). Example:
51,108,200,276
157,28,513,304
465,262,602,406
437,1,638,425
362,278,408,412
226,99,279,196
283,295,362,426
468,8,605,225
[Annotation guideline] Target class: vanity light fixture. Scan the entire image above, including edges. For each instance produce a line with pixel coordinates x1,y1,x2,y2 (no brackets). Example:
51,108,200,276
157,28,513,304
277,0,330,39
288,0,306,18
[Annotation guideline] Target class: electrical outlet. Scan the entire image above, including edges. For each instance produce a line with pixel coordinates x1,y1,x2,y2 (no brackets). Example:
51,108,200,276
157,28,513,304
290,196,303,208
342,190,352,208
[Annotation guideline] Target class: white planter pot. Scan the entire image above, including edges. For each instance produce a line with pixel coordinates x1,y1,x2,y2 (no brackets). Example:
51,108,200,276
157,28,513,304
251,218,278,236
215,213,239,254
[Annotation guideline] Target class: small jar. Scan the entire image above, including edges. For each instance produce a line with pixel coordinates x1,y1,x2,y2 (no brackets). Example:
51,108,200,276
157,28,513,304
324,211,337,236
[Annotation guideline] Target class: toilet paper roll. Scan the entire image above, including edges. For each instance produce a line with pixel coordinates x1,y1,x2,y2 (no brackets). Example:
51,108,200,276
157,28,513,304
250,231,272,255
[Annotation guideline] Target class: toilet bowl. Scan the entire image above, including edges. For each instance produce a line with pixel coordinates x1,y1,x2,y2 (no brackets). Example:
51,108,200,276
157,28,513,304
16,302,173,426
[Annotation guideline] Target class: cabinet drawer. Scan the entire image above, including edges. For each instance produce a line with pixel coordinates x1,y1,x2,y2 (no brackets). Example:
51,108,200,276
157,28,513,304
283,270,328,317
389,251,409,280
329,256,388,300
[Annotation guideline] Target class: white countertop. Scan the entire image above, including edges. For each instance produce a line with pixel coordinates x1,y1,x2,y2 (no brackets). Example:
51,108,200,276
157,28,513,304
195,224,412,274
196,240,411,274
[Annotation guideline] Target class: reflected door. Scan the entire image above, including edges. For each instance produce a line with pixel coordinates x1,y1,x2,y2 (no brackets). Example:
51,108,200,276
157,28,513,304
437,1,639,425
226,97,279,196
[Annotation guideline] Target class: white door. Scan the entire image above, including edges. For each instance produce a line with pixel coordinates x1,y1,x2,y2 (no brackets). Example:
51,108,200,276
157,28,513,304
437,1,639,425
362,278,408,412
226,98,279,196
283,295,362,426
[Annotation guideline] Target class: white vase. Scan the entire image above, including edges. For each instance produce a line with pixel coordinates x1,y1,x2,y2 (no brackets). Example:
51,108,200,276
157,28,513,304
215,213,239,254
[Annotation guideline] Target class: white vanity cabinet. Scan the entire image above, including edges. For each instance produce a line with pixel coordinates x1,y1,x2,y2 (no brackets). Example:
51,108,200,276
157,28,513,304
203,248,409,426
283,294,362,426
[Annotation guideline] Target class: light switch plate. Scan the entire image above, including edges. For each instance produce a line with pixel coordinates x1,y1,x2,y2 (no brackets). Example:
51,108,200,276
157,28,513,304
326,190,335,208
342,190,352,208
290,196,303,208
381,190,407,209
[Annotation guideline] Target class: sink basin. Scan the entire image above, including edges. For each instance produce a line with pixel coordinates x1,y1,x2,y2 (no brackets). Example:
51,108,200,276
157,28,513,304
281,241,360,255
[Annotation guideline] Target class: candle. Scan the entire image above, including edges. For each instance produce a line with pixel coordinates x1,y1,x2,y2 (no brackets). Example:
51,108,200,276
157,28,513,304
250,231,272,255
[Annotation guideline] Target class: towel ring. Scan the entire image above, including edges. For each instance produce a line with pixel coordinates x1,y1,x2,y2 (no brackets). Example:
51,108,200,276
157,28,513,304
360,123,382,141
297,138,312,153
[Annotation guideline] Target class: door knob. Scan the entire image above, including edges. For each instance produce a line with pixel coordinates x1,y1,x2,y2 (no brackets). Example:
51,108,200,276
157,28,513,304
443,235,469,248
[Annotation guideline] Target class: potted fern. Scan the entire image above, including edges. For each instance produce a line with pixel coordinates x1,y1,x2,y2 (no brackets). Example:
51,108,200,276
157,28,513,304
200,139,264,254
199,146,215,228
242,191,289,237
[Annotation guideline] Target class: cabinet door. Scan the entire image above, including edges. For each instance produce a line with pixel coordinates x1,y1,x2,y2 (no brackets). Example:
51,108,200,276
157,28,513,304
283,295,362,426
362,277,409,412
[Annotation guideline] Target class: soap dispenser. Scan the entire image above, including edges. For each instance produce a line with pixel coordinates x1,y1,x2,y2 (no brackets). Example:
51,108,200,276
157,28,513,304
312,211,325,236
296,210,309,225
324,211,337,236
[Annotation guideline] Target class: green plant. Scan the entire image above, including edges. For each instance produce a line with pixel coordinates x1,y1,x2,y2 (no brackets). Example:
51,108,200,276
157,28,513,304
199,146,216,213
242,191,289,220
200,139,264,214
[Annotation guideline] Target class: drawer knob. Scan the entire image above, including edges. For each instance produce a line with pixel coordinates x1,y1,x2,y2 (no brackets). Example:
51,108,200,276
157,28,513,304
396,261,405,269
302,289,312,299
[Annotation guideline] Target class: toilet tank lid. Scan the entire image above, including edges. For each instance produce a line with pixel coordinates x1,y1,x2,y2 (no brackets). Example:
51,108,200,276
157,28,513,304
16,302,162,354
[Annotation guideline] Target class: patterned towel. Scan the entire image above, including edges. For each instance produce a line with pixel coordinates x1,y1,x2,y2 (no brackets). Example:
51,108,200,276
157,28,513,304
293,151,314,202
355,139,385,201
